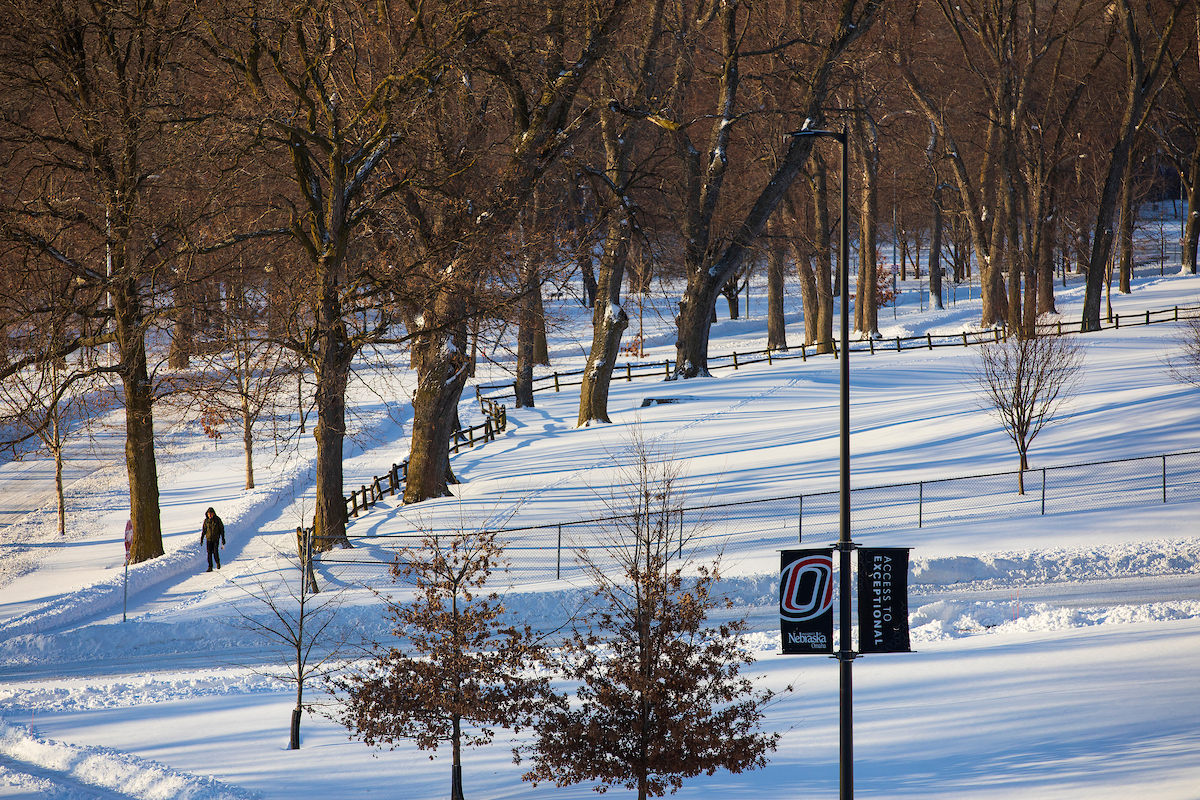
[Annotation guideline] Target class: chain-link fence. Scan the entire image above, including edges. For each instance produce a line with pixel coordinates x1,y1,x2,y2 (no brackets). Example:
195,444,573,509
319,449,1200,585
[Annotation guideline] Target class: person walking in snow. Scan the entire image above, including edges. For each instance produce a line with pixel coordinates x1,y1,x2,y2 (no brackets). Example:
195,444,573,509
201,507,226,572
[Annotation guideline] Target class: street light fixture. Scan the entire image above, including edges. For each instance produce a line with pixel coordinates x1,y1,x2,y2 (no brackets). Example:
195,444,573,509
789,123,854,800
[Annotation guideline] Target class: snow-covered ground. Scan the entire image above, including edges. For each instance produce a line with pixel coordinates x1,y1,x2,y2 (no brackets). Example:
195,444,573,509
2,242,1199,798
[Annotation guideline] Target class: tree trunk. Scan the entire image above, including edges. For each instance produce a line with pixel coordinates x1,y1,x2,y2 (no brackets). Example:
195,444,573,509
312,350,351,551
855,133,879,337
515,258,538,408
1119,160,1135,294
169,277,193,369
793,248,816,348
53,424,65,537
451,713,465,800
242,401,255,491
405,291,470,504
115,284,164,564
1184,139,1200,274
123,368,163,562
1003,137,1023,335
767,226,789,351
578,215,630,426
307,242,360,550
809,157,835,353
929,184,944,310
533,282,549,365
674,284,720,378
1037,190,1058,314
721,275,740,320
1022,242,1038,338
579,251,598,307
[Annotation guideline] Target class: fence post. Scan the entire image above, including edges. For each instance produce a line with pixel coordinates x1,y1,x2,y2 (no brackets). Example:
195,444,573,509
1163,455,1167,503
1115,313,1120,329
869,338,875,355
918,481,923,528
896,336,902,352
627,363,632,382
962,332,968,347
767,349,773,365
801,343,807,362
677,508,684,558
1146,310,1150,326
1041,468,1047,515
927,333,933,350
733,352,739,369
664,359,670,378
556,523,562,580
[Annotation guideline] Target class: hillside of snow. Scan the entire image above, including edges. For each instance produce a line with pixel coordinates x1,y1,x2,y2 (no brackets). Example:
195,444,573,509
2,253,1199,799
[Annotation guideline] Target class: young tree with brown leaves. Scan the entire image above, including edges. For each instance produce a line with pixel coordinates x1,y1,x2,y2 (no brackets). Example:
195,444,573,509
522,433,781,800
336,528,553,800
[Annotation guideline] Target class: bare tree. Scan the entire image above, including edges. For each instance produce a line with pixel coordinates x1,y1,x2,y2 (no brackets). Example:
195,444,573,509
170,283,298,490
0,0,237,562
199,0,481,548
970,333,1085,493
335,527,554,800
391,0,633,499
1164,314,1200,389
0,341,100,536
522,431,782,800
229,528,354,751
669,0,884,378
1081,0,1190,331
575,0,668,426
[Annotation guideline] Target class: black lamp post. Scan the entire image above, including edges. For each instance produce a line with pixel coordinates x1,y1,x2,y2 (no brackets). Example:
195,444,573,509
790,123,854,800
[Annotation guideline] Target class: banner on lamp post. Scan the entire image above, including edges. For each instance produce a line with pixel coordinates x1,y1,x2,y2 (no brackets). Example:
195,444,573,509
857,548,911,653
780,549,834,654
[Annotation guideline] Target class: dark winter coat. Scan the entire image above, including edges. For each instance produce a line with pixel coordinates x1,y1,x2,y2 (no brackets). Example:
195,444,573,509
201,509,226,545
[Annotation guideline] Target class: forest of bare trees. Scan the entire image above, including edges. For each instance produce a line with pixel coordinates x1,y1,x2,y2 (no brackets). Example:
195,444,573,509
1,0,1197,562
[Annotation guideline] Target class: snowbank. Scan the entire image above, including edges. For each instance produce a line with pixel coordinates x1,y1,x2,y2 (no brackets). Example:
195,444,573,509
0,720,259,799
